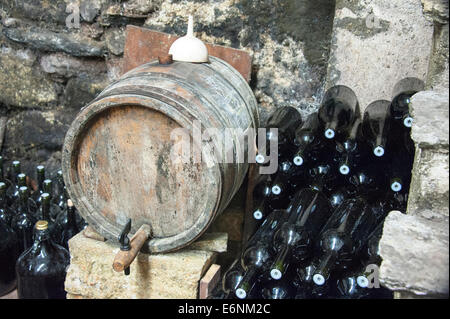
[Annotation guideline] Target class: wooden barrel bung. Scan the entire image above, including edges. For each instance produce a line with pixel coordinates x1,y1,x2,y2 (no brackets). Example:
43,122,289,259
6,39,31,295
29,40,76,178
62,57,259,253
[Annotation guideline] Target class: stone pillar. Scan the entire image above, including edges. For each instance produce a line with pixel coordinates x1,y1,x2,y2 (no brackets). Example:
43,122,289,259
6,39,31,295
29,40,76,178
65,231,227,299
379,91,449,298
326,0,434,111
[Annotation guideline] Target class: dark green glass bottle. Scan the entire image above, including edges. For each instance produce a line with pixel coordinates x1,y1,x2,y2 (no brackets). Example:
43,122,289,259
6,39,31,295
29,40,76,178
0,156,4,182
0,216,20,296
292,113,323,167
255,107,303,165
235,211,286,299
11,186,37,253
16,220,70,299
0,182,13,226
390,77,424,129
60,199,80,249
269,188,333,280
40,193,63,245
222,259,245,299
42,179,61,222
260,274,295,299
311,198,377,286
362,100,392,158
31,165,46,208
8,172,27,209
55,170,68,211
335,118,369,176
318,85,360,140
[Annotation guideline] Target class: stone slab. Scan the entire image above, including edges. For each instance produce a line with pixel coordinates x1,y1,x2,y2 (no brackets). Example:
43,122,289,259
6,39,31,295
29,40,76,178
410,90,449,147
326,0,434,110
65,232,217,299
379,211,449,296
122,25,252,82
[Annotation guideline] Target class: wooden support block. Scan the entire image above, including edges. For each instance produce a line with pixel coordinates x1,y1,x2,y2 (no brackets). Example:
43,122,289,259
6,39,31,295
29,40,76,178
0,116,7,151
83,225,106,242
123,25,253,82
242,164,260,245
199,264,221,299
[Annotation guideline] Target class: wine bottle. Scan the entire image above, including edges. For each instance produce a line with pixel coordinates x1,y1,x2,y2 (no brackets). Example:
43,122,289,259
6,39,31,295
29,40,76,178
391,77,424,128
236,214,281,299
8,172,27,209
255,107,303,164
31,165,46,208
271,161,300,196
0,156,4,182
16,220,70,299
307,164,333,193
42,179,61,222
348,164,385,198
335,272,371,299
11,186,37,253
388,141,414,197
222,259,245,298
55,170,68,211
60,199,80,249
292,113,323,166
269,189,333,280
251,175,272,220
0,182,13,226
329,186,351,209
40,193,63,245
295,263,334,299
0,217,20,296
311,198,377,286
335,118,369,175
362,100,392,158
260,274,295,299
318,85,360,140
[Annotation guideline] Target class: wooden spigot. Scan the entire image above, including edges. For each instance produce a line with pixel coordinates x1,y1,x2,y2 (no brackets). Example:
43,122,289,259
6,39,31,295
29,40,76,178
113,219,152,275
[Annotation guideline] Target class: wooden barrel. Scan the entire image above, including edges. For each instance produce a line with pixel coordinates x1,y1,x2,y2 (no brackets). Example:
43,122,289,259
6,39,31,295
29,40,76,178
62,57,259,253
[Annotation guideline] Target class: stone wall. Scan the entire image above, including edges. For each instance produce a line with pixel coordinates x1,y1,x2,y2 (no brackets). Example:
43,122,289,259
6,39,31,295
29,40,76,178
0,0,336,176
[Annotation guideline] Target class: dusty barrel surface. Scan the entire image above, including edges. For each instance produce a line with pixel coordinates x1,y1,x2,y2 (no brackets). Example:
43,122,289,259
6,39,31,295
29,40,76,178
62,57,259,253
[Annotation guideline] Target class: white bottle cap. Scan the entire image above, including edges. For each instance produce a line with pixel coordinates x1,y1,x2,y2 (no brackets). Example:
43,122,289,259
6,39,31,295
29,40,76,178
272,185,282,195
270,269,282,280
235,288,247,299
293,155,304,166
313,274,326,286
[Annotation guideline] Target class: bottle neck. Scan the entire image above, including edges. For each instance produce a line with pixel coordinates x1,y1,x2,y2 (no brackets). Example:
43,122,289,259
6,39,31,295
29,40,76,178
41,201,50,221
32,228,53,251
270,244,291,280
67,205,77,227
313,253,336,286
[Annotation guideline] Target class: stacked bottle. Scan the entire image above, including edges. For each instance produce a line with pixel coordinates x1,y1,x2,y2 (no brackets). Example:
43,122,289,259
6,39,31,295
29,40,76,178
0,159,87,298
220,79,422,299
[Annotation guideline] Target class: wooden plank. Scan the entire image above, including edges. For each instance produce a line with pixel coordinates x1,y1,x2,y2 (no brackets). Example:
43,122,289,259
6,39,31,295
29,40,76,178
123,25,253,82
0,116,7,152
0,289,18,299
199,264,221,299
241,164,259,246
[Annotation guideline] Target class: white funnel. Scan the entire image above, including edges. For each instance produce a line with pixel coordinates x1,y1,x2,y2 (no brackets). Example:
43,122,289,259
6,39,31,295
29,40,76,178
169,15,209,63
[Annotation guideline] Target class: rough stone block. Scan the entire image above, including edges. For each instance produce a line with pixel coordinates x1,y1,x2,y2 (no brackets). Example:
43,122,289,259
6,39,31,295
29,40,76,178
326,0,434,110
408,91,449,220
0,47,58,107
65,232,218,299
379,211,449,296
410,91,449,147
